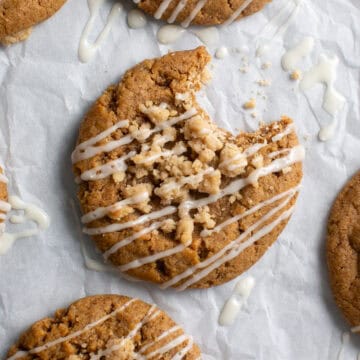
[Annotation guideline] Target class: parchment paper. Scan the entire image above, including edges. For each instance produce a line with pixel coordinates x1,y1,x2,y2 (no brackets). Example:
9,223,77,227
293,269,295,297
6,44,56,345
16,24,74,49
0,0,360,358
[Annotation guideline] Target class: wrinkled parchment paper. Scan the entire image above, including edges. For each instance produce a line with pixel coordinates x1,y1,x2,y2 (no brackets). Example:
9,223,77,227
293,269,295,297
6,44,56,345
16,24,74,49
1,0,360,358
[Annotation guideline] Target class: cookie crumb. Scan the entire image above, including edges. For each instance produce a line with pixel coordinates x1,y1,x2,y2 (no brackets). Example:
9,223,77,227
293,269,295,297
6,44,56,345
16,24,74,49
243,98,256,110
290,70,301,81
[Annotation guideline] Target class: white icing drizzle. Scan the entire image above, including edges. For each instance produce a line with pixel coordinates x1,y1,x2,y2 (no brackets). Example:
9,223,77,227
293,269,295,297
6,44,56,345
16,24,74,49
219,276,255,326
103,221,164,259
0,200,11,213
7,299,137,360
201,186,298,238
143,334,192,359
171,336,194,360
146,0,254,27
318,120,336,142
336,332,350,360
181,0,207,28
79,151,136,182
72,108,197,163
79,0,123,63
159,191,296,290
300,54,345,116
176,204,295,291
268,148,290,159
84,145,303,237
90,305,159,360
118,244,186,272
155,0,173,19
139,325,182,354
72,120,129,163
281,37,314,71
81,192,149,224
223,0,254,26
84,206,176,235
272,123,295,142
168,0,188,23
157,25,186,44
128,9,147,29
0,196,50,256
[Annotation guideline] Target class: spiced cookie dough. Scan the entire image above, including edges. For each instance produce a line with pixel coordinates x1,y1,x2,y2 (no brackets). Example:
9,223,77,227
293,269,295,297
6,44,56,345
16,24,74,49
72,46,304,290
0,0,66,45
327,171,360,331
7,294,201,359
133,0,271,26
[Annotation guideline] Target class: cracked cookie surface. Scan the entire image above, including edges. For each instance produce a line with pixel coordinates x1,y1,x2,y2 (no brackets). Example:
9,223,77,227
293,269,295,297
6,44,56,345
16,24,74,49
7,294,201,359
0,0,66,44
134,0,271,26
327,171,360,329
72,47,303,289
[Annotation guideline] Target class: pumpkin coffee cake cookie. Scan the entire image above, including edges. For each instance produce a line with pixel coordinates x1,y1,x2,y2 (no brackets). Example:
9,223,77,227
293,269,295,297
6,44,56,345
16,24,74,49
0,0,66,45
6,294,201,359
72,46,304,290
327,171,360,333
132,0,271,26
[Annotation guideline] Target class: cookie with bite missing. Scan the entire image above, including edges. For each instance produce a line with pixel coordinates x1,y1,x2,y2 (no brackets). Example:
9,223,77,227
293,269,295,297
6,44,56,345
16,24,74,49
327,171,360,331
133,0,271,26
0,0,66,45
72,46,304,290
6,294,201,359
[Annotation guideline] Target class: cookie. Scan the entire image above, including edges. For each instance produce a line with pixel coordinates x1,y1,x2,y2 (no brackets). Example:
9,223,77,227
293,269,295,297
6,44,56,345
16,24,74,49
0,167,9,233
6,294,201,359
133,0,271,26
72,46,304,289
0,0,66,45
327,171,360,331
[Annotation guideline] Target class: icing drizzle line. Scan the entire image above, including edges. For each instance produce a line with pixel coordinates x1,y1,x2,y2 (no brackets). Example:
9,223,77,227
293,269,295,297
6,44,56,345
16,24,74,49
8,299,195,360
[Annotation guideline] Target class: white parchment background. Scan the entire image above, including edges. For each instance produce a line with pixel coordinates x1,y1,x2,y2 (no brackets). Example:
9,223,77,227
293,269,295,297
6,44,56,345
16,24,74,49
0,0,360,358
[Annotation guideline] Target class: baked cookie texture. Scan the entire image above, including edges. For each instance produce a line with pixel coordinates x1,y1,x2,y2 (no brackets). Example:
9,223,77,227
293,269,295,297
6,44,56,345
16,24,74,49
7,294,201,359
134,0,271,26
72,47,304,290
0,0,66,45
327,171,360,329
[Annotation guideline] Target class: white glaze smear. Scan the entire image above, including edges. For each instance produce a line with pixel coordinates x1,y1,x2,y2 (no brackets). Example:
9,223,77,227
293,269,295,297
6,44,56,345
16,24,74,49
0,196,50,256
281,36,314,71
79,0,122,63
300,54,345,116
128,9,147,29
193,27,219,47
157,25,185,44
219,276,255,326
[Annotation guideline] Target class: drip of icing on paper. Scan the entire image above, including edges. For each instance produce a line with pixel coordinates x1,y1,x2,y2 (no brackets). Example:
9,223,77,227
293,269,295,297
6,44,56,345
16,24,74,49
300,54,345,117
157,25,185,44
219,276,255,326
127,9,147,29
193,27,219,47
0,196,50,255
281,37,314,71
79,0,123,63
336,332,350,360
215,46,229,59
256,0,303,57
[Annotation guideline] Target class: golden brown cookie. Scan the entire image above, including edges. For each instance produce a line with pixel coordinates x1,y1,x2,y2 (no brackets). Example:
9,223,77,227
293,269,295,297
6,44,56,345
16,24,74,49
72,47,304,290
0,0,66,45
0,167,9,232
133,0,271,26
6,294,201,359
327,171,360,331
